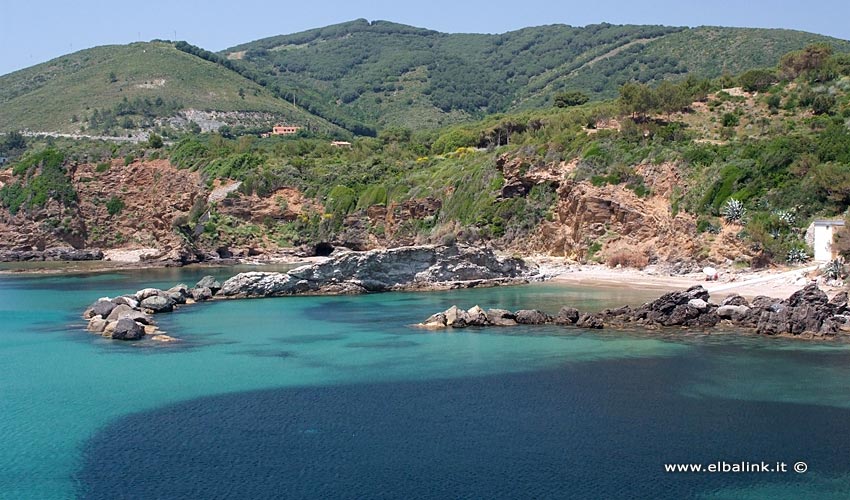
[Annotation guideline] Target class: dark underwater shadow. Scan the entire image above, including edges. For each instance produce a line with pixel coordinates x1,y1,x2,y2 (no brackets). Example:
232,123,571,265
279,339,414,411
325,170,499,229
75,354,850,499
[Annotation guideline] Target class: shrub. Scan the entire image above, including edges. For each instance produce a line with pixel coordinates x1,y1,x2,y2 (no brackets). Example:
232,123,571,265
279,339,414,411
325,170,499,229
606,249,649,269
721,112,740,127
738,69,777,92
95,162,111,173
554,90,589,107
106,196,125,216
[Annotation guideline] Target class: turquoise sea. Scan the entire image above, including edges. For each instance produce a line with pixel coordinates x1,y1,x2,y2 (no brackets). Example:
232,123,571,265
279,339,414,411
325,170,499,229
3,266,850,499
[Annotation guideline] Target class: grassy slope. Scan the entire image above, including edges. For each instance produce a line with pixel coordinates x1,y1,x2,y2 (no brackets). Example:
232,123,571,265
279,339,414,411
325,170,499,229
0,42,339,133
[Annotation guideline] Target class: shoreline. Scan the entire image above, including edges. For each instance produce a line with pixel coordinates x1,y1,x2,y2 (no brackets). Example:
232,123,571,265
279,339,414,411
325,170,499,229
530,257,833,299
0,255,326,276
4,248,837,301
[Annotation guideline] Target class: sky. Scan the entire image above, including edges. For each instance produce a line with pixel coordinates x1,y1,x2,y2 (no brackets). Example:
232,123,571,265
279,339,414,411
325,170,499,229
2,0,849,76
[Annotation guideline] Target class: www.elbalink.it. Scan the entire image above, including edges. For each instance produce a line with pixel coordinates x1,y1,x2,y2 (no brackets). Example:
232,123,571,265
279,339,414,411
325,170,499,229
664,461,808,474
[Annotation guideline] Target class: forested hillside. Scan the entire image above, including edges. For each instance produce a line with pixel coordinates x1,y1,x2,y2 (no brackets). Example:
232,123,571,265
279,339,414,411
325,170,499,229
224,19,850,130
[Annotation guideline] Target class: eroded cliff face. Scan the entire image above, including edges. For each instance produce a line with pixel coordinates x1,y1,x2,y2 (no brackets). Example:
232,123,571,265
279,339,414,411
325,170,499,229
496,153,753,266
1,152,752,266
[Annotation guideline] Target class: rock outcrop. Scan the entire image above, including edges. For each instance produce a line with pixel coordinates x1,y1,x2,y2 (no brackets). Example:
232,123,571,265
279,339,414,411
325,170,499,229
219,244,536,298
83,284,195,341
418,282,847,339
0,247,103,262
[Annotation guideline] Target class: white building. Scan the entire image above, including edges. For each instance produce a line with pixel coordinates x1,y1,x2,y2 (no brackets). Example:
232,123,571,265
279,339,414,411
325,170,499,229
805,219,845,262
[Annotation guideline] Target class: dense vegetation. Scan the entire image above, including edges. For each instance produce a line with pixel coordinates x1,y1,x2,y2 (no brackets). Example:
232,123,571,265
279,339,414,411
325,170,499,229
0,149,76,215
2,20,847,136
225,20,850,130
4,39,850,268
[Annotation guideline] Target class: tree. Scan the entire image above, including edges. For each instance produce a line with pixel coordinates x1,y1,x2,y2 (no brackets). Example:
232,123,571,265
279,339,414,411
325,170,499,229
654,81,689,117
108,71,117,83
147,133,164,149
554,90,589,108
619,82,656,121
738,69,777,92
779,43,834,81
1,131,26,154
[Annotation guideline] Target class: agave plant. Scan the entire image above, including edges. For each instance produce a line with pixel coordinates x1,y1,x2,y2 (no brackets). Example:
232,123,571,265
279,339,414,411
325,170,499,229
722,198,746,223
774,209,796,226
823,258,846,281
786,247,809,264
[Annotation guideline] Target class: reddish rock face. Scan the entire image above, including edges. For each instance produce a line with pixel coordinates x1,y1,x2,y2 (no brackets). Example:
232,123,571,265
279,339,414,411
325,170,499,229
495,152,753,266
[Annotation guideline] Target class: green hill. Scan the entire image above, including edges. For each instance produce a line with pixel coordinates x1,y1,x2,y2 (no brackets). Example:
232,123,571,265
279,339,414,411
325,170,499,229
224,20,850,129
0,41,341,135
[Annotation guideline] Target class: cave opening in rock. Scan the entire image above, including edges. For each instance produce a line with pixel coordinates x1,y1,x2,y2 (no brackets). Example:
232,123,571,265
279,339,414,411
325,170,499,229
314,242,335,256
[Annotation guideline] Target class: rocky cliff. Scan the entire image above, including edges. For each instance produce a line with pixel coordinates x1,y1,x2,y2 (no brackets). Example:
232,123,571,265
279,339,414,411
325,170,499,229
495,153,753,267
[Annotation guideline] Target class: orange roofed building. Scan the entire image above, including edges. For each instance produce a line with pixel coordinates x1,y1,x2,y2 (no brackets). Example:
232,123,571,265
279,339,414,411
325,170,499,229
270,125,301,136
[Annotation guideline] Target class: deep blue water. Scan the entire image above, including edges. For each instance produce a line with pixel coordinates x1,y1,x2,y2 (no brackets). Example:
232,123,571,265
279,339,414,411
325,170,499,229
3,266,850,499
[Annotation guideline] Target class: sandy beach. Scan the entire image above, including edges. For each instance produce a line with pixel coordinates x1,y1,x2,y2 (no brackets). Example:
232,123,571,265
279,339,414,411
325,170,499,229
531,256,839,299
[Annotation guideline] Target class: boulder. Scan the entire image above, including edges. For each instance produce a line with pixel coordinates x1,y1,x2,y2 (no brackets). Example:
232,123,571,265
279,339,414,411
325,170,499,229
91,299,117,319
466,305,488,326
788,282,829,308
106,304,134,321
819,316,845,336
191,287,213,302
717,305,750,319
554,307,580,325
576,313,604,329
103,321,118,337
167,291,187,305
721,294,750,307
687,298,709,310
829,291,849,314
420,312,448,329
135,288,162,302
485,309,517,326
87,317,108,333
195,276,221,293
112,296,139,309
756,309,790,336
112,318,145,341
107,305,152,325
750,296,781,309
514,309,551,325
140,295,174,313
445,305,470,328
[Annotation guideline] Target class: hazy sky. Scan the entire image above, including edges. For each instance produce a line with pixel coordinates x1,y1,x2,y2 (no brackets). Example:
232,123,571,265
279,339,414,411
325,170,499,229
2,0,849,76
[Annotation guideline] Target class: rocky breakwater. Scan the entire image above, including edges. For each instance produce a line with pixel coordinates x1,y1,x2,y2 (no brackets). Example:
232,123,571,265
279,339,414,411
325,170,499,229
82,276,222,341
218,244,537,298
419,282,850,339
